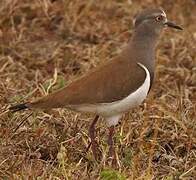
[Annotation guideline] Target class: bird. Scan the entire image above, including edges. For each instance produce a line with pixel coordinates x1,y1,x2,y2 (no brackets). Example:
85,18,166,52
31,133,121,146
9,8,182,162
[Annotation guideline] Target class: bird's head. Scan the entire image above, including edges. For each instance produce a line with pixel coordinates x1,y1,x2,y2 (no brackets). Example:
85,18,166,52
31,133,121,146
133,8,183,35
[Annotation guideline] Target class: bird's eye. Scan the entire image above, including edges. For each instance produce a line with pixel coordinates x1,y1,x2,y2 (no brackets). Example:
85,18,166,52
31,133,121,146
156,15,164,22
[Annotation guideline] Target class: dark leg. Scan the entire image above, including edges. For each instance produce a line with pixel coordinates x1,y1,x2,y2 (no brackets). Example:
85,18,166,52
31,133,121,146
108,126,115,157
108,126,117,165
88,115,99,160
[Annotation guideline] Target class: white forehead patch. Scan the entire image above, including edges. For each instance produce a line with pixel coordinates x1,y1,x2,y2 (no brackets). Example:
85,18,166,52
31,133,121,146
133,18,136,26
160,10,166,17
153,11,167,18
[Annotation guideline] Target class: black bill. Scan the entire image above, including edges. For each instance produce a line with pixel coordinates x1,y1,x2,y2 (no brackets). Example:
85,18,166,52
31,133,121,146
164,21,183,30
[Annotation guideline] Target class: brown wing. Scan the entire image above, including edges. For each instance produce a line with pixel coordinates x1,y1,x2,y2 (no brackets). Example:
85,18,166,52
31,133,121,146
30,55,146,109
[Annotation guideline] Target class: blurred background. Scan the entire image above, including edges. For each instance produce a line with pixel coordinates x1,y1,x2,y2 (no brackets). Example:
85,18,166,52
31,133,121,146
0,0,195,179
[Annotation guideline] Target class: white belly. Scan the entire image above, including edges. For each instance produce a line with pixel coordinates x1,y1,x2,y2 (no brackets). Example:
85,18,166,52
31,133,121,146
69,63,151,119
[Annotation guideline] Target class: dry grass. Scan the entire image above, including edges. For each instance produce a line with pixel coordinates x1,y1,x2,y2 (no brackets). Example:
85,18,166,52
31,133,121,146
0,0,195,179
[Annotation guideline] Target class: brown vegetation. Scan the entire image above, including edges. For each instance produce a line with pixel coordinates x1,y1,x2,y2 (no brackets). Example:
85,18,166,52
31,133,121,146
0,0,195,179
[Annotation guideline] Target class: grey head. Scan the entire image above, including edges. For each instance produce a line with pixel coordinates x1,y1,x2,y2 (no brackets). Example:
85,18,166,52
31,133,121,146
133,8,183,36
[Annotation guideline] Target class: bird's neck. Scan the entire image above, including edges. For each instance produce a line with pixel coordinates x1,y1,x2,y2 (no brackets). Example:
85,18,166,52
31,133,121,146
128,25,160,78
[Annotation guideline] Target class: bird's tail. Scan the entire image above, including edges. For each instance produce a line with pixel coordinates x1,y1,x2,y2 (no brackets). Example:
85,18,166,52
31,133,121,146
9,87,67,113
9,103,29,113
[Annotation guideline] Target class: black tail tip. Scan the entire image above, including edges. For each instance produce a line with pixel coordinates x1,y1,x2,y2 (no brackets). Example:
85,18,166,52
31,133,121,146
9,103,29,113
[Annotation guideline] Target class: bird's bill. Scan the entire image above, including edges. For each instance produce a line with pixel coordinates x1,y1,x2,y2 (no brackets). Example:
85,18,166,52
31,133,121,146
164,21,183,30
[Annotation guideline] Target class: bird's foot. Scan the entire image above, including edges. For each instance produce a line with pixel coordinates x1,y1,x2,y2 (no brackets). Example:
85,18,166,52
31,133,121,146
107,146,117,167
91,139,101,161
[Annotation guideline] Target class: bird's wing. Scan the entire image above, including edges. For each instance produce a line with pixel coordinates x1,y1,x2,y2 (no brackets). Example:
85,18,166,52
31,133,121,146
29,56,146,109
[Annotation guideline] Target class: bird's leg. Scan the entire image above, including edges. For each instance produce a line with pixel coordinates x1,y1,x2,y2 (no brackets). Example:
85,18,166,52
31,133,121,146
108,126,115,157
88,115,99,160
108,126,117,165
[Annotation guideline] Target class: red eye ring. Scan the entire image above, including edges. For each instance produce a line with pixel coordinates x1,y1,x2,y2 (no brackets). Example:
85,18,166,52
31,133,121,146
156,15,164,22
